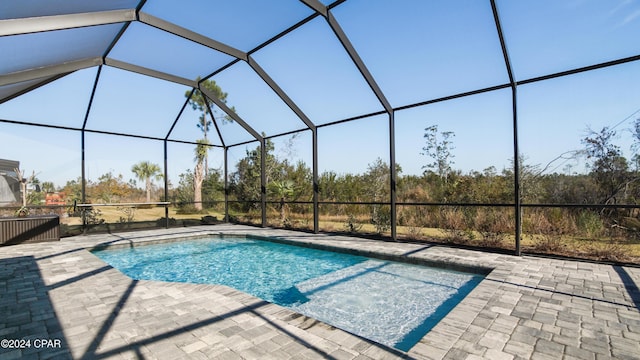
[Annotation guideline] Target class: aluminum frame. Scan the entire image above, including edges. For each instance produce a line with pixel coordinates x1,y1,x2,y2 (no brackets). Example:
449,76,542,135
1,1,639,254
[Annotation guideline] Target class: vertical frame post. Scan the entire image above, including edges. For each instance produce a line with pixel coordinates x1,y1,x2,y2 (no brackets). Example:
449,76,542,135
491,0,521,255
80,130,87,234
80,65,103,234
512,88,521,255
224,146,229,222
389,111,397,240
313,128,319,233
260,138,267,227
163,139,169,228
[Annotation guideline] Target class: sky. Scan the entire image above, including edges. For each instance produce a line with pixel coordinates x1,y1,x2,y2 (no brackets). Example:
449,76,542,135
1,0,640,188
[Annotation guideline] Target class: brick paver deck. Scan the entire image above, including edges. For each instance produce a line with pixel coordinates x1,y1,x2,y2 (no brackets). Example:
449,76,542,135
1,224,639,359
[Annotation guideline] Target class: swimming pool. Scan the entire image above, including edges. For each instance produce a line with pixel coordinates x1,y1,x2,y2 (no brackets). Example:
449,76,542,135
92,236,484,351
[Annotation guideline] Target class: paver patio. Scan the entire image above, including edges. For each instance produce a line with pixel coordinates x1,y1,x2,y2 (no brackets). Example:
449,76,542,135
1,224,639,359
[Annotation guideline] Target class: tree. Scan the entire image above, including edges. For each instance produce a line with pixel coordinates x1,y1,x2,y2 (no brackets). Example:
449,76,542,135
582,126,631,204
193,139,210,211
229,137,279,209
172,167,223,213
131,161,162,203
503,154,544,203
269,180,295,224
318,171,339,201
186,78,234,176
229,134,312,218
92,172,132,203
363,158,400,234
421,125,456,183
41,181,56,193
14,168,35,207
27,177,45,206
186,79,235,211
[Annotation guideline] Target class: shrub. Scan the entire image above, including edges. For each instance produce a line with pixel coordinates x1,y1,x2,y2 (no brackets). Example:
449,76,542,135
440,208,472,244
405,226,423,240
156,217,177,227
84,208,104,225
344,214,363,233
525,209,568,253
201,215,218,224
523,209,554,235
474,209,511,248
576,210,604,238
370,205,390,234
117,206,135,223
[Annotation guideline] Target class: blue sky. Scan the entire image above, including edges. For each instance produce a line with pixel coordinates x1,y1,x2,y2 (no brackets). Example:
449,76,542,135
1,0,640,188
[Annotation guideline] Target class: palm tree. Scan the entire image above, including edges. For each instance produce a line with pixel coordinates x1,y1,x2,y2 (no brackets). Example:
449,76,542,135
186,78,234,177
131,161,162,203
193,139,210,211
41,181,56,193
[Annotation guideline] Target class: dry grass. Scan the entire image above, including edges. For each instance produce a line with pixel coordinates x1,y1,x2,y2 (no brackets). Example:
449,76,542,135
55,206,640,263
313,218,640,262
60,206,224,226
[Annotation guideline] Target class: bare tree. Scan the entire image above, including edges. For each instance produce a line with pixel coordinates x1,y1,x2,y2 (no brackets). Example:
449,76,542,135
421,125,455,184
14,168,35,208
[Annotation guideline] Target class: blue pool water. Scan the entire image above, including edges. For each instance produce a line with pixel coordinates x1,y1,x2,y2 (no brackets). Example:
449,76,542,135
92,237,484,351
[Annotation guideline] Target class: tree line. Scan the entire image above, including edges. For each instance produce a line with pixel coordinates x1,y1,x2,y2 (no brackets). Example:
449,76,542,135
77,91,640,238
45,79,640,249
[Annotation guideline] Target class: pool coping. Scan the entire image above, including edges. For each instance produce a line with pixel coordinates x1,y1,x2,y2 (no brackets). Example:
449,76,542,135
1,224,639,359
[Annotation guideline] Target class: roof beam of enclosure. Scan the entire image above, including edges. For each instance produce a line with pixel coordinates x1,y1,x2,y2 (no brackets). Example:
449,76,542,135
142,13,316,132
247,56,316,131
0,57,103,87
206,10,323,79
300,0,393,113
0,9,136,37
140,12,315,133
138,12,248,61
327,12,392,112
0,73,69,104
302,0,328,17
104,58,197,87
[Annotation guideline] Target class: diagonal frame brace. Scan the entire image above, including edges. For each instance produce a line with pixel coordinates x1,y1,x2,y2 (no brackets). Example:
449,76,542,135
299,0,392,113
247,56,316,131
198,87,262,142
